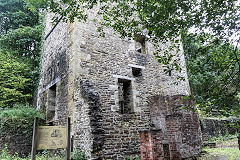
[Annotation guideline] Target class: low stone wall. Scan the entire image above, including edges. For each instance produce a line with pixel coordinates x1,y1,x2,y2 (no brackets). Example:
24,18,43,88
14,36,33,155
0,129,32,157
201,118,239,141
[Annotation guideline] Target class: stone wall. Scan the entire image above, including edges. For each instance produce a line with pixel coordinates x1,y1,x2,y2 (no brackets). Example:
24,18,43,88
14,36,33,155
201,118,239,141
68,9,191,159
37,12,71,126
37,8,202,159
148,95,202,159
0,129,32,157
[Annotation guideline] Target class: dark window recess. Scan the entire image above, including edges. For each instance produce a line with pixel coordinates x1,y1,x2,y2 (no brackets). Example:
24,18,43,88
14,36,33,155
163,144,170,159
47,84,56,121
132,67,142,77
48,121,54,126
136,47,142,53
135,35,146,53
118,79,133,114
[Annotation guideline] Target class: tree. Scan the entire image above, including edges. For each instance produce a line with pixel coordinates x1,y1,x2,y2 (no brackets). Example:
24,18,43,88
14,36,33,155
25,0,240,74
0,51,32,107
182,32,240,119
0,0,39,35
25,0,239,42
0,0,43,106
0,25,42,63
0,25,43,92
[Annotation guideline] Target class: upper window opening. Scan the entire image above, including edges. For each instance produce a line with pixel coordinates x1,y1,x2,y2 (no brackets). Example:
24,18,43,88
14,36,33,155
47,84,56,122
132,67,142,77
135,35,146,53
118,79,133,114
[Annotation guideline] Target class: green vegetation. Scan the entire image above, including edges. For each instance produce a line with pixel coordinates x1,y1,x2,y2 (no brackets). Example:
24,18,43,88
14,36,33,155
126,156,141,160
204,148,240,160
0,147,140,160
209,133,238,144
0,146,64,160
0,52,32,106
26,0,239,41
71,149,86,160
26,0,239,74
183,32,240,120
201,133,240,160
0,146,88,160
25,0,240,120
0,0,43,107
0,0,39,35
0,105,44,133
0,0,239,158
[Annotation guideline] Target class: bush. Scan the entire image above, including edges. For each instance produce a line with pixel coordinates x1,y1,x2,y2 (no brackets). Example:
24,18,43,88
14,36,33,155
0,104,44,134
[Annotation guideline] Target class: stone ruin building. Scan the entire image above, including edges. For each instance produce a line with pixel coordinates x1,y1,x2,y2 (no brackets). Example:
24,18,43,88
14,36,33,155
37,9,203,160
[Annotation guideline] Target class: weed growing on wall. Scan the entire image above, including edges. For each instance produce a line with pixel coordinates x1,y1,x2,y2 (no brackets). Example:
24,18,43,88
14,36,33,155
71,149,86,160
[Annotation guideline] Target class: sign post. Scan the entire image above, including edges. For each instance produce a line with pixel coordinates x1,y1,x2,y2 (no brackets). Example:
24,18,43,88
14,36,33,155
238,134,240,150
31,118,71,160
31,118,38,160
65,117,71,160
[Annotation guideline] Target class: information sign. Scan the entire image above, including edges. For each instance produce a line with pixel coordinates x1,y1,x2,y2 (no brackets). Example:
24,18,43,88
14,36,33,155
31,117,71,160
37,126,67,150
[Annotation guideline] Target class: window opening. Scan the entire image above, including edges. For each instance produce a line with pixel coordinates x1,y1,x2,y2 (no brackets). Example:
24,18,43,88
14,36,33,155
163,144,170,159
118,79,133,114
135,35,146,53
47,84,56,121
132,67,142,77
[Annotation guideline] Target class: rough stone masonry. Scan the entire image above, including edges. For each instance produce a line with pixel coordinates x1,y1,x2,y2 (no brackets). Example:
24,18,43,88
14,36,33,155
37,8,202,159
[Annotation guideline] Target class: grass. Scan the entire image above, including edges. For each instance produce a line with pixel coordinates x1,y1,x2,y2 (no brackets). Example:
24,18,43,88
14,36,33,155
0,146,87,160
209,132,238,141
0,147,64,160
203,147,240,160
201,133,240,160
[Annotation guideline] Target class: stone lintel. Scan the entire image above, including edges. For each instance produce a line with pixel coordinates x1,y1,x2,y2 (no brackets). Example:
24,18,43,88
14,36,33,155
128,64,145,69
43,76,61,92
112,75,135,81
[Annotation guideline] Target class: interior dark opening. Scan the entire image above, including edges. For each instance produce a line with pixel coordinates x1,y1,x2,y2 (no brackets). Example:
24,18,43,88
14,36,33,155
118,79,133,114
135,35,146,53
47,84,56,121
163,144,170,159
132,67,142,77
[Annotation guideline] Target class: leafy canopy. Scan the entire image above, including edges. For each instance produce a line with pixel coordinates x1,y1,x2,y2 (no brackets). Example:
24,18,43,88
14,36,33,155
25,0,239,42
0,25,43,64
0,0,39,35
0,0,43,107
0,52,32,107
183,32,240,118
25,0,240,75
25,0,240,118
